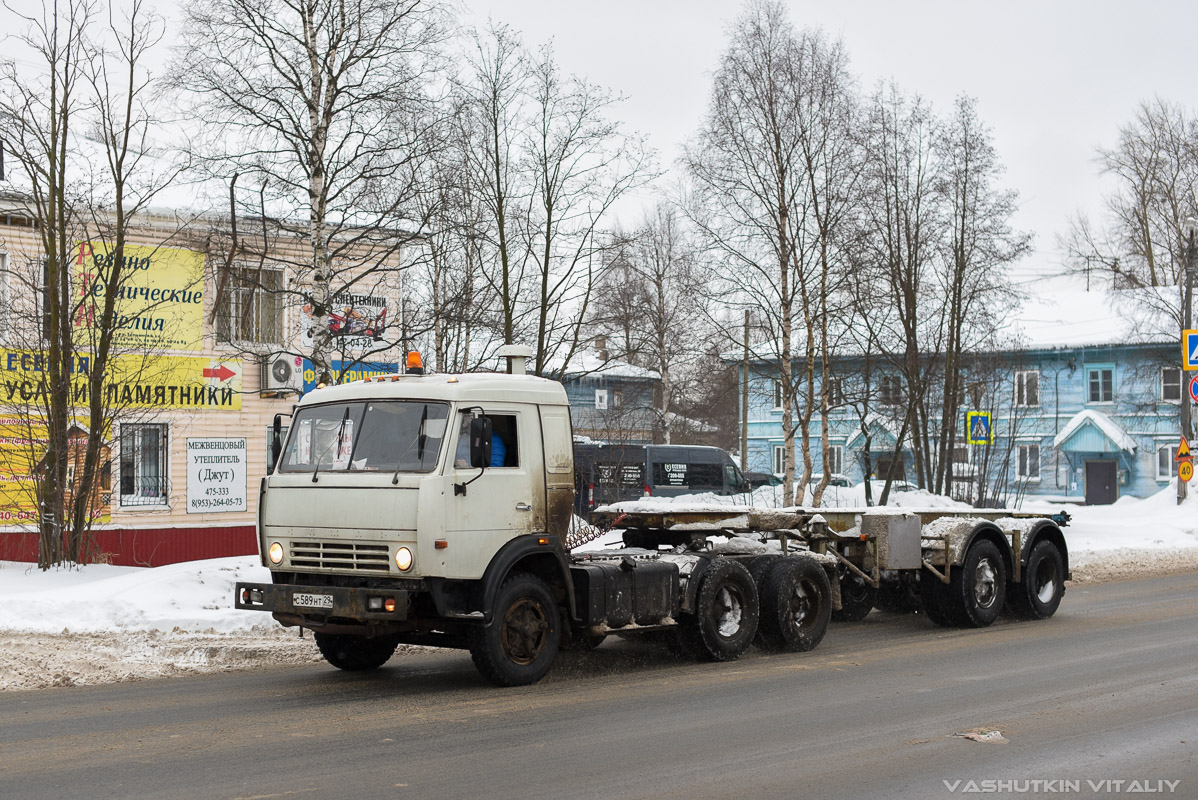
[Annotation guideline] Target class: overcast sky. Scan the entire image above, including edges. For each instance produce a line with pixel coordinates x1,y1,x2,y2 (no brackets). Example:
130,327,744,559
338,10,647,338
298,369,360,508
463,0,1197,284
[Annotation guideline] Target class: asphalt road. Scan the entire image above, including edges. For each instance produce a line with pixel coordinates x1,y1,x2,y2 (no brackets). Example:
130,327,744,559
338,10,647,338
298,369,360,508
1,573,1195,800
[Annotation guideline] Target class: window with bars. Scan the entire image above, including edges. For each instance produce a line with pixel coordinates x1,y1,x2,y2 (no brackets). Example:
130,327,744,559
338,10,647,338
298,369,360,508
1015,370,1040,407
216,266,284,344
119,423,169,506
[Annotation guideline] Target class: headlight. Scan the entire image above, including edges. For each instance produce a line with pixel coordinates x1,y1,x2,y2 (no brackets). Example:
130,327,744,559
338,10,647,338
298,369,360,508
268,542,284,565
395,547,413,571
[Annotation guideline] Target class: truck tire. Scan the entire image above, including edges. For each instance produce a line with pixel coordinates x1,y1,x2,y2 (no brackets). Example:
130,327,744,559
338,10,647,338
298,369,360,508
314,633,399,671
748,554,785,594
468,572,561,686
919,571,955,627
678,559,759,662
874,578,919,614
1009,540,1065,620
758,557,832,652
948,539,1006,628
831,565,876,622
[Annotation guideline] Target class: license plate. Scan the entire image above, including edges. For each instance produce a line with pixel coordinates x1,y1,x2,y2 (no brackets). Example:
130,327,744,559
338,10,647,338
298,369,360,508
293,592,333,610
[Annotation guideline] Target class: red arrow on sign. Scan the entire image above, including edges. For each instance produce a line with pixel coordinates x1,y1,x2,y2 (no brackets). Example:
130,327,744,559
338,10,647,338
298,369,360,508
202,364,236,382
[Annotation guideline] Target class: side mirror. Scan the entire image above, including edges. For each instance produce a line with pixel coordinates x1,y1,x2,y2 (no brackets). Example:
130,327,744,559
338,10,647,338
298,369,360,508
469,416,493,469
269,415,283,475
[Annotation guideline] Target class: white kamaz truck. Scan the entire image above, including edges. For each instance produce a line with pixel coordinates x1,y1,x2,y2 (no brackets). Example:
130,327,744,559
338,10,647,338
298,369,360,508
236,346,1070,686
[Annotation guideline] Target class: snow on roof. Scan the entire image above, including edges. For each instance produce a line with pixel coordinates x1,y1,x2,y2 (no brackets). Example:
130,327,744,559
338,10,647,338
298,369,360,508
1052,408,1138,453
1002,277,1176,351
845,412,901,449
560,351,660,381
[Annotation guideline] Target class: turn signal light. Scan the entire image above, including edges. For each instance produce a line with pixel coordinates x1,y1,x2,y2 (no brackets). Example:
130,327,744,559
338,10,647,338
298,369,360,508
384,597,397,613
537,537,550,545
434,539,448,549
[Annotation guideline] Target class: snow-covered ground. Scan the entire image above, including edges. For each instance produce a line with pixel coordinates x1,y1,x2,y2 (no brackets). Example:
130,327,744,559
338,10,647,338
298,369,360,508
2,485,1195,692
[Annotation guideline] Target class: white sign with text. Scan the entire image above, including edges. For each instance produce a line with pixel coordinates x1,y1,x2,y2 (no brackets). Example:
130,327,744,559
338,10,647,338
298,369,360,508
186,437,247,513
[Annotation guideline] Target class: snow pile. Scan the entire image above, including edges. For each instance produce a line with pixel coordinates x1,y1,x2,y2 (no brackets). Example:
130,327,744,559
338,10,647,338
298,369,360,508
0,556,277,635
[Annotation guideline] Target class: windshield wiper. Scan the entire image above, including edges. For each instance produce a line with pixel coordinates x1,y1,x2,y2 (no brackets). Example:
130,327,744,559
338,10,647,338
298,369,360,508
394,404,429,485
313,406,350,483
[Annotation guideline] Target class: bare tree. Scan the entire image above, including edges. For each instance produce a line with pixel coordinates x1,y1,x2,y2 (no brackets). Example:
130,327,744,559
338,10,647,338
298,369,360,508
455,24,652,376
686,0,858,505
592,206,708,443
1,0,179,565
171,0,449,382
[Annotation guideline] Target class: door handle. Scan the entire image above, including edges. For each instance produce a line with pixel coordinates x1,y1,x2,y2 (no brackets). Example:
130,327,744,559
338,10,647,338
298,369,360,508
515,502,531,512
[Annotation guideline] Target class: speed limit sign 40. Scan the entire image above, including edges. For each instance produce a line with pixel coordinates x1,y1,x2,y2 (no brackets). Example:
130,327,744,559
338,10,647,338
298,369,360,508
1180,461,1194,483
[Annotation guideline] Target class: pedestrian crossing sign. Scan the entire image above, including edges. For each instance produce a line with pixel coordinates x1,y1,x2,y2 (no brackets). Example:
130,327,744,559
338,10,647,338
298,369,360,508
966,411,993,445
1184,329,1198,370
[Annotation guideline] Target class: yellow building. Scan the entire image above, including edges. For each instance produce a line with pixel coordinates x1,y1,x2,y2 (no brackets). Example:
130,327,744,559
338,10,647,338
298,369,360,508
0,198,405,565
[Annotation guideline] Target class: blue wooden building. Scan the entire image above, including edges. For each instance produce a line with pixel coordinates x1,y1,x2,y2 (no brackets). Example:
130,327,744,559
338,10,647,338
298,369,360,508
740,285,1183,505
560,350,660,445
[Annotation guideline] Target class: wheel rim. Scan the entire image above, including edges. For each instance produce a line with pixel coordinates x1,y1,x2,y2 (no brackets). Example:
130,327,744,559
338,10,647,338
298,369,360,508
790,578,817,631
1034,559,1058,604
842,572,869,605
501,597,549,665
973,557,999,608
714,584,745,638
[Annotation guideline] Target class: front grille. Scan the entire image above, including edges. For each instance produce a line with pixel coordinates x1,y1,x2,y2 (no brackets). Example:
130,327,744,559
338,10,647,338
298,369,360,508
289,540,391,573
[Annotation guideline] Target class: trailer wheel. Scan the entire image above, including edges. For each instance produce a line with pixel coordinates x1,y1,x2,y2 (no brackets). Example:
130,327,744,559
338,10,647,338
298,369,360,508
831,565,876,622
679,559,759,662
748,554,785,594
758,557,832,652
919,570,955,627
468,572,561,686
1009,540,1065,620
314,633,399,671
949,539,1006,627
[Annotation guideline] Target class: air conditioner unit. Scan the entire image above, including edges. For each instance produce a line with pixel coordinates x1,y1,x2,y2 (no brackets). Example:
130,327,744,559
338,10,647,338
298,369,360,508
261,352,303,394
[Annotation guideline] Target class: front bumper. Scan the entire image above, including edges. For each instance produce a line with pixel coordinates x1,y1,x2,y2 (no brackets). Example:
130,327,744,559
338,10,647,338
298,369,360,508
235,581,411,623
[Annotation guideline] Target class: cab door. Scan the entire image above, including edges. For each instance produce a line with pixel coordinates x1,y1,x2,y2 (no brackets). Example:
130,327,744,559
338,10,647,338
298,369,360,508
438,405,546,579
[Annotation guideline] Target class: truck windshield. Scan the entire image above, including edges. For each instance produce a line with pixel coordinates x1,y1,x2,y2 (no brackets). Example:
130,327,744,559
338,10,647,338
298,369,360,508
278,401,450,474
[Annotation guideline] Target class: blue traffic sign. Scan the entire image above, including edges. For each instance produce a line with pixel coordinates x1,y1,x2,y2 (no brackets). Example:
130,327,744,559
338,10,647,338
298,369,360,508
1190,374,1198,404
966,411,993,445
1184,329,1198,370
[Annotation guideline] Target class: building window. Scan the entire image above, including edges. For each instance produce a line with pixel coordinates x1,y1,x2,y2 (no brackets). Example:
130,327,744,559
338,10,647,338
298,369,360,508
826,377,845,408
1157,444,1174,481
826,445,844,476
595,389,608,410
1015,370,1040,407
772,380,783,410
1016,443,1040,481
216,265,284,344
612,389,623,408
120,423,169,506
1087,367,1113,403
772,444,785,474
1162,367,1182,403
879,375,904,406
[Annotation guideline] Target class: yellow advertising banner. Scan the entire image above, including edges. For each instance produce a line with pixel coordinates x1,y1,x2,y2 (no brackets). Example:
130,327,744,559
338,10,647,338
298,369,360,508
0,415,112,525
72,243,205,351
0,350,243,410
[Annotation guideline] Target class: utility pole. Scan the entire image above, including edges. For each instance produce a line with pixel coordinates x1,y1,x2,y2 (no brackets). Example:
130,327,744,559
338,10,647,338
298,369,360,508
741,309,749,470
1180,219,1194,505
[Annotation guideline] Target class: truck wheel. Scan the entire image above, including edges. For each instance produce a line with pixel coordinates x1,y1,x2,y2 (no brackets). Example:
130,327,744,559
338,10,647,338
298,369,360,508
468,572,561,687
949,539,1006,628
919,571,954,627
831,565,876,622
1009,540,1065,620
758,557,832,652
314,633,399,671
679,559,759,662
